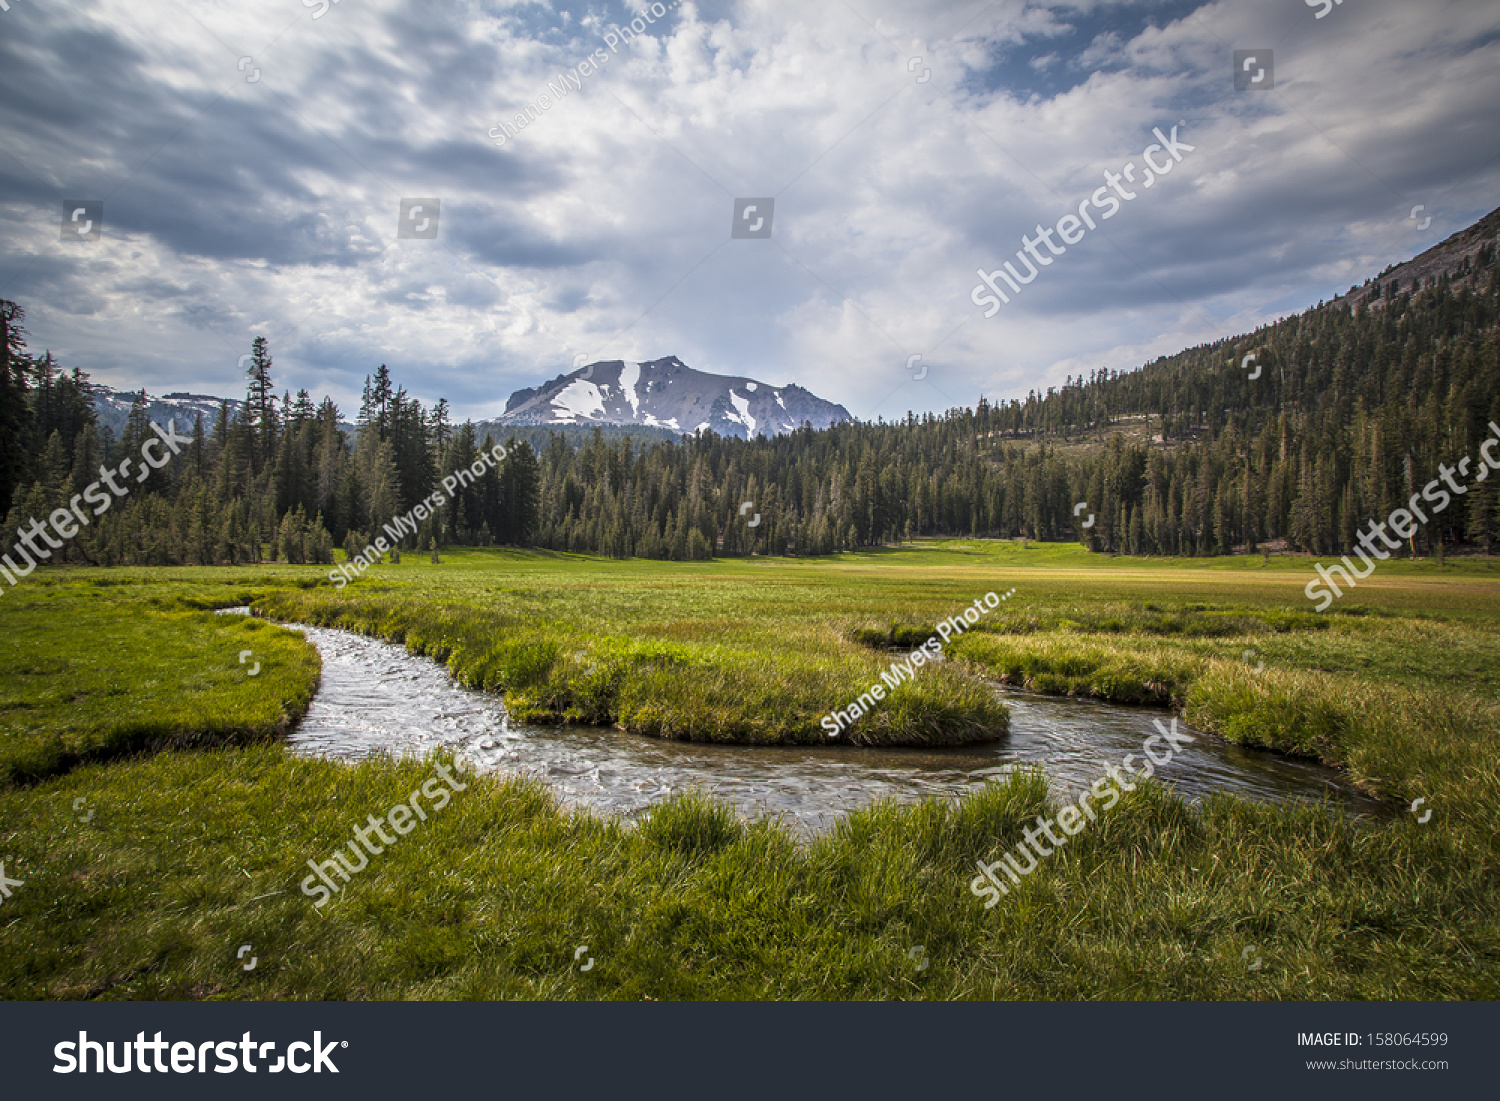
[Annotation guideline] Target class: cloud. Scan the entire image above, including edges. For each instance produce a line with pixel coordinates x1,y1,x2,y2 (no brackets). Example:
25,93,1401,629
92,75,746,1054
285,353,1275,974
0,0,1496,423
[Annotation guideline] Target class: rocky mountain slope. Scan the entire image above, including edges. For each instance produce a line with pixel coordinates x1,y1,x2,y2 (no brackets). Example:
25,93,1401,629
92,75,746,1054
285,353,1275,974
1338,204,1500,309
497,356,852,439
91,386,240,437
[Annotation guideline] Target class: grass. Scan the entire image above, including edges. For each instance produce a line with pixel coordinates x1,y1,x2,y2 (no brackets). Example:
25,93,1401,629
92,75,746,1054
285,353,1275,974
0,577,321,785
253,558,1013,747
0,541,1497,1000
3,753,1493,999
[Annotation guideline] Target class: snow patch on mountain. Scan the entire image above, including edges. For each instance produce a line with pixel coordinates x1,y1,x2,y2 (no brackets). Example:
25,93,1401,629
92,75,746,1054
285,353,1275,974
619,359,641,418
551,379,606,421
727,390,756,436
496,357,852,440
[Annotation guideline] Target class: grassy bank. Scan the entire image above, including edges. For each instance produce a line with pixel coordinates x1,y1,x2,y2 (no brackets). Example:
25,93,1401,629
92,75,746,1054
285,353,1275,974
0,577,321,785
0,543,1497,999
254,585,1007,747
2,750,1493,999
945,623,1500,821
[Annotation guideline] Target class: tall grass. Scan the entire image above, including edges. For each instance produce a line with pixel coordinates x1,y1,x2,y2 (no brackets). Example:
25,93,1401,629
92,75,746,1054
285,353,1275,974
1,750,1494,1000
254,589,1009,746
0,579,319,785
1,547,1497,999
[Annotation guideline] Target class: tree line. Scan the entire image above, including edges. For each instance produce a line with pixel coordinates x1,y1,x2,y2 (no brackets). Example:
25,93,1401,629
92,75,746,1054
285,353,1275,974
0,308,540,568
3,244,1497,568
525,256,1500,560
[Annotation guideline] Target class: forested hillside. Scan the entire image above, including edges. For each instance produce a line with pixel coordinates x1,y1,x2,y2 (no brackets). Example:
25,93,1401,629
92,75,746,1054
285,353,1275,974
529,238,1500,559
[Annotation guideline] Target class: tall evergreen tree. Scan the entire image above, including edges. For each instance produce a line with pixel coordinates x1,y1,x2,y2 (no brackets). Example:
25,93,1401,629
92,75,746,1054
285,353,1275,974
0,300,32,517
245,336,278,467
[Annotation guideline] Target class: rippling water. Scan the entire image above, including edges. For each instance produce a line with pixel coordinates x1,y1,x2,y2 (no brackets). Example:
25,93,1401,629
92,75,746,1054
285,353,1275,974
222,610,1388,832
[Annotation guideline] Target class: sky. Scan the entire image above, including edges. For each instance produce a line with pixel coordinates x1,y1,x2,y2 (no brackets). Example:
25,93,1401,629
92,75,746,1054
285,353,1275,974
1,0,1498,424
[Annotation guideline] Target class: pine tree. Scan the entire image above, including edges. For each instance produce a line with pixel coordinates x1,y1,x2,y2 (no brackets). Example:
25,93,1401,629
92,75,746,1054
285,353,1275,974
245,336,277,467
0,300,31,518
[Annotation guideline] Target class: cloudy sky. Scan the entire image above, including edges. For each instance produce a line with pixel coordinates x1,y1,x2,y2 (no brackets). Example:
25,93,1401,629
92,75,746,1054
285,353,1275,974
1,0,1498,423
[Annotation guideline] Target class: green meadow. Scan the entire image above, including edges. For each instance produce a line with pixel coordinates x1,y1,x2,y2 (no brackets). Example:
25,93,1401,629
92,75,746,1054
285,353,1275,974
1,541,1497,999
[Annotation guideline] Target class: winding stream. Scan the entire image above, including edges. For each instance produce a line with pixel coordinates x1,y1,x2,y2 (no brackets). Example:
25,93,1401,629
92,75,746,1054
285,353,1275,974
229,612,1388,832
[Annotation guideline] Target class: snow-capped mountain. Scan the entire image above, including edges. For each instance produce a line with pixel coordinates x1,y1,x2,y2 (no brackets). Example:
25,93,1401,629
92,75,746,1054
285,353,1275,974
498,357,852,439
91,385,240,437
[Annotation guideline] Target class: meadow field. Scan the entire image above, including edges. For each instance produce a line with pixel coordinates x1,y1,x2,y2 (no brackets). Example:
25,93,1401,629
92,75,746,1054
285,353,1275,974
1,541,1497,999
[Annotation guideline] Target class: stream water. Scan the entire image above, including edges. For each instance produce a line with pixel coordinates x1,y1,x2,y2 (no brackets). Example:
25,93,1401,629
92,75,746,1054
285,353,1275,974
227,612,1388,832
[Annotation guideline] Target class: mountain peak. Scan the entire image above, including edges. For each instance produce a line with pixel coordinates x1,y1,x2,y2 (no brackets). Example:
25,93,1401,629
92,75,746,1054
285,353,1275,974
498,358,851,439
